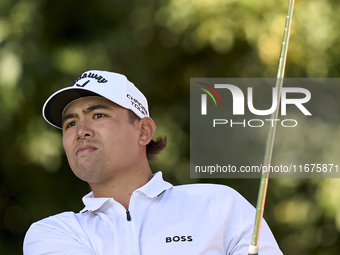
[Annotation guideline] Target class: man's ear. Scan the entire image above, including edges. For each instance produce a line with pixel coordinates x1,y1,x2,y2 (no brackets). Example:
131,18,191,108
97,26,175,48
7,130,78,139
138,117,156,145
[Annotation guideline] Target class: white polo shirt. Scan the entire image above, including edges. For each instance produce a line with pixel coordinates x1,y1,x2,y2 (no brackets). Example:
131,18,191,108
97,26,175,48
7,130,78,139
24,172,282,255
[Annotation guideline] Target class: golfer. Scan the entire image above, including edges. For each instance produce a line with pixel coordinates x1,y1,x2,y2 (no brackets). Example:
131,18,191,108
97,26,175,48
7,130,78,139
23,70,283,254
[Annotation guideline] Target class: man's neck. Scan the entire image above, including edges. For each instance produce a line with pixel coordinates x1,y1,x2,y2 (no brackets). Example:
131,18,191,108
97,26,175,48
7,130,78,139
89,166,153,210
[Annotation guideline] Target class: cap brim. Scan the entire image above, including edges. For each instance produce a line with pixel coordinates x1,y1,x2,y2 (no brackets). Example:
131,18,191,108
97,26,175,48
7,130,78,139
43,88,101,129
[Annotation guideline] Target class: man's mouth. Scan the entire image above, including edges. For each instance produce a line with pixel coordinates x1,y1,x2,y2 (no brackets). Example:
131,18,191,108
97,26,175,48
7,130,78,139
76,145,98,156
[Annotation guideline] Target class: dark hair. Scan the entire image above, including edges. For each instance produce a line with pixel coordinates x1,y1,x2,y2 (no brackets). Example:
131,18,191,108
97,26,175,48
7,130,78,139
128,110,167,161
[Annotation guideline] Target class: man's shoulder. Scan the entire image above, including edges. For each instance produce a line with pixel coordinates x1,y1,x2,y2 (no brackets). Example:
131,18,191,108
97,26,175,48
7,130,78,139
167,183,255,222
28,211,80,233
173,182,240,198
24,211,96,254
170,183,252,210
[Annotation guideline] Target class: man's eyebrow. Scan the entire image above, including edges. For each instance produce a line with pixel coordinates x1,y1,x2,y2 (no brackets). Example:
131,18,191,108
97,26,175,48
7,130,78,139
62,113,78,126
83,104,111,114
62,104,111,127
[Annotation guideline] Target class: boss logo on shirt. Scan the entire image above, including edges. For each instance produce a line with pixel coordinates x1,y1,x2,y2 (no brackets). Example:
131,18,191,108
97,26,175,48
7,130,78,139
166,236,193,243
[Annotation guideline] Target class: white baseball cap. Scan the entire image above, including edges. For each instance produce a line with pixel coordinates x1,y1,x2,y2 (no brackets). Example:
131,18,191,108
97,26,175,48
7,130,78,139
42,70,149,129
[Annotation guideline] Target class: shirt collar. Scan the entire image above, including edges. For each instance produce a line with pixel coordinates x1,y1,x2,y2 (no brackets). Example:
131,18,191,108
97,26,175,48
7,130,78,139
80,171,172,213
136,171,173,198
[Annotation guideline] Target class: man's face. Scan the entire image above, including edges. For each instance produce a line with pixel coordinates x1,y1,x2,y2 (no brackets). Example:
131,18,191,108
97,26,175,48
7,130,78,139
62,96,141,185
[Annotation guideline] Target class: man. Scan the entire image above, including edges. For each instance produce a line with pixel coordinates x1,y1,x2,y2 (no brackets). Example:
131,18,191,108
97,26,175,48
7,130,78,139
24,70,283,254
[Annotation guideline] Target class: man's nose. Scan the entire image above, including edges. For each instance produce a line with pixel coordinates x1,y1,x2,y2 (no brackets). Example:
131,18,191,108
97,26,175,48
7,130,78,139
76,121,94,139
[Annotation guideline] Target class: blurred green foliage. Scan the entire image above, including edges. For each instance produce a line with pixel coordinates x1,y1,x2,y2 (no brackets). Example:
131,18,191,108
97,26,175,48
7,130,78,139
0,0,340,254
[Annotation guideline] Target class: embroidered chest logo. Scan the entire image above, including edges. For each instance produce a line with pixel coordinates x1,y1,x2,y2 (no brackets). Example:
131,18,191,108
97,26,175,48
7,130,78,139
166,236,193,243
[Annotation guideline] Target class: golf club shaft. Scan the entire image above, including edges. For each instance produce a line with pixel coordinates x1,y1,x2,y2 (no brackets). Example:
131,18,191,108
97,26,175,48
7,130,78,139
248,0,295,254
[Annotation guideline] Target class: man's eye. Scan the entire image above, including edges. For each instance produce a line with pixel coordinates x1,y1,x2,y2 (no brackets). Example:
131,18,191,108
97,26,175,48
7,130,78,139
66,121,77,129
94,114,105,119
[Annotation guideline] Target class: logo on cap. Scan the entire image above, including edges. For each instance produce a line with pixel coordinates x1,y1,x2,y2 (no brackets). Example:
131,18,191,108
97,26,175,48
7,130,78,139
73,72,108,87
127,94,148,116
